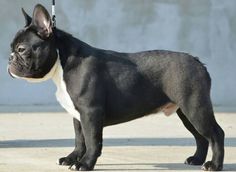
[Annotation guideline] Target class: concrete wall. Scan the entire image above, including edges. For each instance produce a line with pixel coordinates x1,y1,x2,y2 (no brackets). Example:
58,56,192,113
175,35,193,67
0,0,236,109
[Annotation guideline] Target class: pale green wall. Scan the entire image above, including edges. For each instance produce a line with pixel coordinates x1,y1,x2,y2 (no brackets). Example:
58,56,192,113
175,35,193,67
1,0,236,109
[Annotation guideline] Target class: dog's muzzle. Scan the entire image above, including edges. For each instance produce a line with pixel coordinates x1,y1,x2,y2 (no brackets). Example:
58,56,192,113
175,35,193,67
8,53,18,78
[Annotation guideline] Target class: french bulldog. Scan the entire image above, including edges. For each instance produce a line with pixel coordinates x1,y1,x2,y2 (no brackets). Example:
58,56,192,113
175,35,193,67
8,4,224,171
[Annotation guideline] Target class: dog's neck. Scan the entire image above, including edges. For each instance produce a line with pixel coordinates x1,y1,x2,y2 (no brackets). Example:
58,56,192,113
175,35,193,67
53,29,94,68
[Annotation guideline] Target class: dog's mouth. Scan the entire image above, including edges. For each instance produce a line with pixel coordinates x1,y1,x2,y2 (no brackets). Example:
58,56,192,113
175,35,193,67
8,54,28,78
8,64,46,80
8,67,16,78
8,59,41,80
8,53,44,79
8,56,59,83
8,60,23,79
8,63,30,79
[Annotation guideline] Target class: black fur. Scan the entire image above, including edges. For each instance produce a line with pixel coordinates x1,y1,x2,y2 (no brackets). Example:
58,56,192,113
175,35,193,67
8,4,224,171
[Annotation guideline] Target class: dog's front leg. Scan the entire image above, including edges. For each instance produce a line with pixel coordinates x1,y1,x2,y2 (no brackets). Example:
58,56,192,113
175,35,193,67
58,118,86,166
70,107,104,171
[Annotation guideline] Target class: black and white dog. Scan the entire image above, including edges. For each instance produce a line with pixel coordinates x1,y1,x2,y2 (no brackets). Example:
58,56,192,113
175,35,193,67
8,4,224,171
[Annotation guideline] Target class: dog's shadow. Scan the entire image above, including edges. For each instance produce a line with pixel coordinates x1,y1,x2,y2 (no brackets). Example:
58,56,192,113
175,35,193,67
95,163,236,171
1,137,236,148
0,138,235,171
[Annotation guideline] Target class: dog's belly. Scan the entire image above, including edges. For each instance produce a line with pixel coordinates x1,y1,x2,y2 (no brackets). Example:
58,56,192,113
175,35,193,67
153,103,178,116
52,59,80,121
104,102,178,126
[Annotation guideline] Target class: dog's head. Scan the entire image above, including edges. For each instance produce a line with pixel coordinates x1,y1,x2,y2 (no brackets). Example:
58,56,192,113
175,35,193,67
8,4,58,82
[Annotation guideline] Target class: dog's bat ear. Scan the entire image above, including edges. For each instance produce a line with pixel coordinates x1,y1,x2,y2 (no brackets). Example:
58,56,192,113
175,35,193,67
21,8,32,27
32,4,52,38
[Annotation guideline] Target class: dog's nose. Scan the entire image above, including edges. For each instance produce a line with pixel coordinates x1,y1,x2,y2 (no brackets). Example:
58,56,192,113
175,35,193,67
9,53,15,63
9,56,13,62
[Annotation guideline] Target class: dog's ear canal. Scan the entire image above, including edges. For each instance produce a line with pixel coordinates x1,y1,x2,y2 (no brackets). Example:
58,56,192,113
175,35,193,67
22,8,32,27
32,4,52,38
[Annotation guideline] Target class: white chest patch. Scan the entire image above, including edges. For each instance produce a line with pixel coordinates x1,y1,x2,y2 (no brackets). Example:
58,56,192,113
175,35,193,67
52,59,81,121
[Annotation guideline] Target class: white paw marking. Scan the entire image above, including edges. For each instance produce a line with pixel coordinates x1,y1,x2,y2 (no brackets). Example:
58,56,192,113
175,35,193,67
56,159,60,165
69,164,77,171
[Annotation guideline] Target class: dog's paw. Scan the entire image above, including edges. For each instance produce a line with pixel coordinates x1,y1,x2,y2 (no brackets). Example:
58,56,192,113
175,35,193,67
202,161,223,171
57,150,85,166
57,157,76,166
69,162,93,171
185,156,205,165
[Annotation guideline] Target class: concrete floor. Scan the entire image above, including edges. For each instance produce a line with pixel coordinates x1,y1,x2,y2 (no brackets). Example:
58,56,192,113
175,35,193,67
0,112,235,172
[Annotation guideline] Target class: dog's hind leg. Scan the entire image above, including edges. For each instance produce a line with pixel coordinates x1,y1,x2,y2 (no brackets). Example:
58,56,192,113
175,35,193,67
177,108,209,165
179,97,224,171
58,118,86,166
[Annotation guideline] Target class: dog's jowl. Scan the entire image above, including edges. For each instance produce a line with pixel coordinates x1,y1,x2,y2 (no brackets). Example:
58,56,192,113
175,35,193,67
8,4,224,171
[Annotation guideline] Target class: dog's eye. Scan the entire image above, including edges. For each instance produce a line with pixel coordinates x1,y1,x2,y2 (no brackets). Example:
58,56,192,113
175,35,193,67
17,46,26,53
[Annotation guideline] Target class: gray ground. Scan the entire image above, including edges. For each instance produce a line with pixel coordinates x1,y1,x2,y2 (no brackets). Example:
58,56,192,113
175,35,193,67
0,111,235,172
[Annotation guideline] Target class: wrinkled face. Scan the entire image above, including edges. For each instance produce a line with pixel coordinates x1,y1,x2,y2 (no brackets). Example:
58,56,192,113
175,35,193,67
8,29,57,80
8,4,57,82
